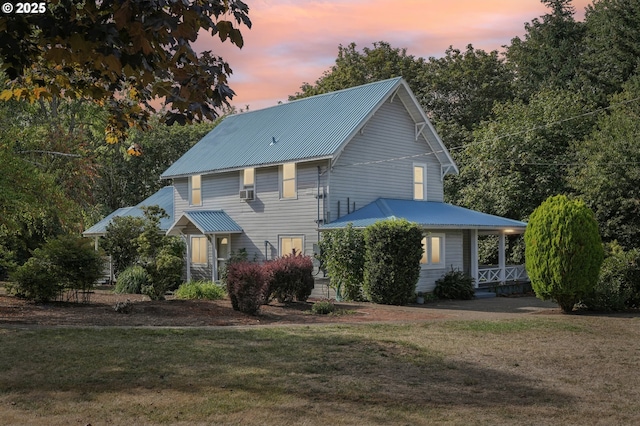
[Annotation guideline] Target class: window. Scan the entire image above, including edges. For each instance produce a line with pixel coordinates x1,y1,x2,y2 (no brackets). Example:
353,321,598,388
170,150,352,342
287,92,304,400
281,162,296,199
243,168,254,189
413,164,426,200
190,174,202,206
421,234,444,267
191,236,208,264
279,235,303,256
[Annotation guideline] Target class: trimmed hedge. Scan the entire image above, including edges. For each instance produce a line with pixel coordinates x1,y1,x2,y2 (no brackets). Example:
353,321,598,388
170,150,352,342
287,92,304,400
264,252,314,303
226,261,268,315
363,219,423,305
317,224,365,301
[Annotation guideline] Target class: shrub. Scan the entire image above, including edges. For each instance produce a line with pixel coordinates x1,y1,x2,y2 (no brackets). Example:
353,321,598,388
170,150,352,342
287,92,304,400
226,261,268,315
115,265,150,294
317,224,365,301
175,280,227,300
311,299,336,315
9,257,61,302
363,219,423,305
264,251,314,303
525,195,604,313
8,235,103,303
434,267,475,300
581,244,640,311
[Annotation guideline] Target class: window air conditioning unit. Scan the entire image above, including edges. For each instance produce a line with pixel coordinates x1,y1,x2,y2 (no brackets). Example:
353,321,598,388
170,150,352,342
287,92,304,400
239,188,254,200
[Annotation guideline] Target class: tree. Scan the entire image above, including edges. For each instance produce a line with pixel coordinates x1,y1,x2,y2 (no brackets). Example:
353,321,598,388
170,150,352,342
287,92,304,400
449,88,596,221
505,0,585,99
569,74,640,249
524,195,603,313
0,0,251,140
580,0,640,102
290,41,425,100
93,116,217,212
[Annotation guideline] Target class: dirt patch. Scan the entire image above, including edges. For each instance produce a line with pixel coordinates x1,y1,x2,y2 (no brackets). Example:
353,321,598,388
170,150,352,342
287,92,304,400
0,285,562,328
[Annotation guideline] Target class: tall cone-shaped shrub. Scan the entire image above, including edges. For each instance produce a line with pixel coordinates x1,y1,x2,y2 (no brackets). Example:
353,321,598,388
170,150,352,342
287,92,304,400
524,195,603,313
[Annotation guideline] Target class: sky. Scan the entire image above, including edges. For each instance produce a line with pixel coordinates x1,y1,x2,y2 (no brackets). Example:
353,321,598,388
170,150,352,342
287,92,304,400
203,0,594,111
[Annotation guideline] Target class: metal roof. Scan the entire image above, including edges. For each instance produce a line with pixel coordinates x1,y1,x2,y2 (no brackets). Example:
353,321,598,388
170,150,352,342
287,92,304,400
320,199,527,231
167,210,243,235
82,186,175,236
162,77,453,178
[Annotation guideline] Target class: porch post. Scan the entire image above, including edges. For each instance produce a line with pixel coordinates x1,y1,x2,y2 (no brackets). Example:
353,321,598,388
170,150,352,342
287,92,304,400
210,235,217,282
184,235,191,283
470,229,479,288
499,232,506,284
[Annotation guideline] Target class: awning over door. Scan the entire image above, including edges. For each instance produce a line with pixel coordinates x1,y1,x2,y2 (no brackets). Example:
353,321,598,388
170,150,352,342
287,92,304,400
167,210,243,235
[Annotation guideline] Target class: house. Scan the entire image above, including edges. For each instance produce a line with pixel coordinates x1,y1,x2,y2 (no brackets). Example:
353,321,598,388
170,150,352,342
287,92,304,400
153,77,527,292
85,77,527,292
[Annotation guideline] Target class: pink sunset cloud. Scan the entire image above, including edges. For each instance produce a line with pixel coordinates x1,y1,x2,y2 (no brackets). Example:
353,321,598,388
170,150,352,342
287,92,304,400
202,0,594,111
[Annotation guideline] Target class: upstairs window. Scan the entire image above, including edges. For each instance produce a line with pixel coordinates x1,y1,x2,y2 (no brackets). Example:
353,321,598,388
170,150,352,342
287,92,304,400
413,164,426,200
190,174,202,206
281,162,297,199
421,234,444,267
243,168,255,189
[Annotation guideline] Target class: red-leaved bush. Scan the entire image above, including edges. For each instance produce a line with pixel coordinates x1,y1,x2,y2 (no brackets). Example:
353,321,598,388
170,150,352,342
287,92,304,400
225,261,268,315
264,252,314,303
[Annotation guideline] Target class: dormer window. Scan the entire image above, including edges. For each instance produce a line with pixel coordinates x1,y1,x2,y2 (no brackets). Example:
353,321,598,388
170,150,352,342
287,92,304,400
281,162,297,199
413,164,426,200
190,174,202,206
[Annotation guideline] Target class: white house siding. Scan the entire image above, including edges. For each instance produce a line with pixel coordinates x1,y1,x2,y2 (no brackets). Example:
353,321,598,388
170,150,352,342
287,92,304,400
173,160,328,266
417,230,464,293
328,98,443,223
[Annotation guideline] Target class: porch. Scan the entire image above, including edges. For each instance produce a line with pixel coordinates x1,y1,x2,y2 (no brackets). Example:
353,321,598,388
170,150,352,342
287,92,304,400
469,229,528,288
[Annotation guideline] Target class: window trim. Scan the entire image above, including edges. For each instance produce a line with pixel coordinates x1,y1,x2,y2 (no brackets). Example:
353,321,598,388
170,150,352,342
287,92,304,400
413,163,427,200
191,235,208,265
278,235,304,256
421,233,445,269
190,174,202,206
280,162,297,200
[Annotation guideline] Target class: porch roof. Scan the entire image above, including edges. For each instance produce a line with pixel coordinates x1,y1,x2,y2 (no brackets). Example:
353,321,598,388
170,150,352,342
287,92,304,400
167,210,243,235
320,198,527,231
83,186,175,237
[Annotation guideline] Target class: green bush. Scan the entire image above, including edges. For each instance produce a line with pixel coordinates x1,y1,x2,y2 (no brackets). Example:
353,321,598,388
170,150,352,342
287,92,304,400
434,267,475,300
115,265,150,294
525,195,604,313
317,224,365,301
175,280,226,300
311,299,336,315
264,252,314,303
9,235,103,303
581,244,640,311
9,257,61,302
363,219,423,305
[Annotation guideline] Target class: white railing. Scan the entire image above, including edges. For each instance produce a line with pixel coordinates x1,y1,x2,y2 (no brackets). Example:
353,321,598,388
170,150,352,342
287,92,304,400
478,265,528,284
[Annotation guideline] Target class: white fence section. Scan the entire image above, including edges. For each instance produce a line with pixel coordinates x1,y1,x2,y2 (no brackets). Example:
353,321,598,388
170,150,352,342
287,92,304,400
478,265,528,284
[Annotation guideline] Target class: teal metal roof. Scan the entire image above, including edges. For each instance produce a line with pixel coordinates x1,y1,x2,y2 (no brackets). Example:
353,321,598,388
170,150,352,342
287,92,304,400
320,199,527,231
83,186,175,236
161,78,405,178
167,210,243,235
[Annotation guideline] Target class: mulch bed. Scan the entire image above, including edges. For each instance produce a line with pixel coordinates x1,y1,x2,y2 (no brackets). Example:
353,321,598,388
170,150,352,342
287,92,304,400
0,288,448,327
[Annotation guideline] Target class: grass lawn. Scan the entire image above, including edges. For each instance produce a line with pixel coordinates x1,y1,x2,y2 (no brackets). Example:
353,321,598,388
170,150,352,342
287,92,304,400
1,316,639,425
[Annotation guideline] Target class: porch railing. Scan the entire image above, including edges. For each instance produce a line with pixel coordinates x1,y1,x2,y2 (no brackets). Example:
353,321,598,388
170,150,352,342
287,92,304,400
478,265,528,284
